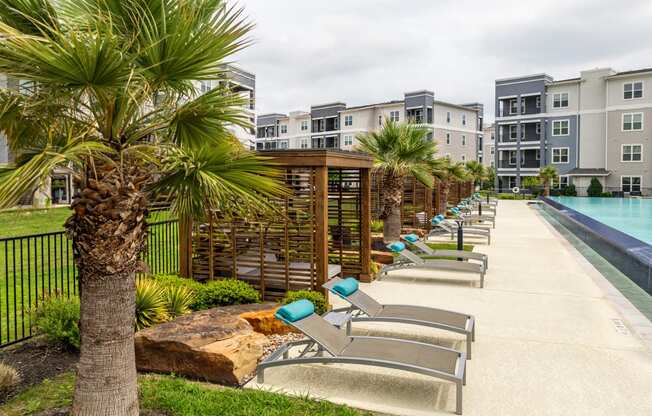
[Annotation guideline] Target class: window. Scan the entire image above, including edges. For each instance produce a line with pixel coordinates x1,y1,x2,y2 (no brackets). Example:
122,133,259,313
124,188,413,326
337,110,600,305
490,146,495,155
461,155,466,161
278,140,289,149
552,120,569,136
280,124,287,134
621,176,642,193
390,111,400,122
521,99,526,114
199,80,211,93
300,138,309,149
446,112,451,123
462,114,466,126
462,135,466,146
509,151,517,165
535,123,541,136
553,93,569,108
623,113,643,131
624,82,643,99
509,125,517,140
553,176,569,189
622,144,643,162
535,95,541,109
552,147,569,163
446,133,451,145
301,120,308,131
509,99,517,114
344,115,353,126
344,135,353,146
379,115,383,126
535,149,541,160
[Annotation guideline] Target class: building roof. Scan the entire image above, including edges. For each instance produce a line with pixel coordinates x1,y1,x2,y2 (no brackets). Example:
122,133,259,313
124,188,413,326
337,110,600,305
549,77,581,85
344,100,405,112
607,67,652,79
566,168,611,177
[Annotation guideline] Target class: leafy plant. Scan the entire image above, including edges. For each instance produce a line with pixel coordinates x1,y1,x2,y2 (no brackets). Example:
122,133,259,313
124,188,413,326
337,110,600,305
192,279,261,311
538,165,558,197
32,295,80,350
281,290,328,315
600,192,612,197
521,176,540,189
587,177,603,197
0,362,20,390
562,184,577,196
370,220,384,233
135,280,169,331
164,286,195,319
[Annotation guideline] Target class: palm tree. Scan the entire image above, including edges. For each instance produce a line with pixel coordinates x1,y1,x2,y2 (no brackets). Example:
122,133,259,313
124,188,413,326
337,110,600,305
356,120,436,242
432,157,468,211
539,165,558,197
0,2,285,415
465,160,486,190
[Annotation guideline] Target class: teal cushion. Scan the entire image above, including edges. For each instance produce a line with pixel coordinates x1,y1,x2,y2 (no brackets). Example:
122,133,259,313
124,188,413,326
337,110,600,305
451,207,460,213
436,214,445,220
387,241,406,252
403,233,419,243
275,300,315,323
431,217,442,225
331,277,359,297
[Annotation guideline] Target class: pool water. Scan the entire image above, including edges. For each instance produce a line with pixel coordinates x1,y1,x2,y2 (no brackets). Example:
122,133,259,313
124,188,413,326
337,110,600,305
549,197,652,245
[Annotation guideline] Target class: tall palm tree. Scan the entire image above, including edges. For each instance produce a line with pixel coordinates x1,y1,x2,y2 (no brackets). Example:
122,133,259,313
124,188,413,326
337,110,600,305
465,160,486,190
0,2,285,415
539,165,558,197
356,120,436,242
432,157,468,211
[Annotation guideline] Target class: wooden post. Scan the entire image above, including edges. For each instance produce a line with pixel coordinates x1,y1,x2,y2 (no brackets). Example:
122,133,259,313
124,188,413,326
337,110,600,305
314,166,329,295
359,168,372,282
178,216,193,278
208,211,214,280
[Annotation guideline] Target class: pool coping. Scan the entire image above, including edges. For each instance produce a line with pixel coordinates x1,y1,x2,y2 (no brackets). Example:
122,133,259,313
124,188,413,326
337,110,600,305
540,196,652,295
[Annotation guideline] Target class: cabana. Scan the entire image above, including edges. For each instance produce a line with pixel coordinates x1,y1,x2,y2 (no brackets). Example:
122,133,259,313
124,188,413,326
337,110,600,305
179,150,373,300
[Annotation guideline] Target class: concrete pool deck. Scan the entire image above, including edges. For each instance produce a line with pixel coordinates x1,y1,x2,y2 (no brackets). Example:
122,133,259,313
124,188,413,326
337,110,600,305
247,200,652,416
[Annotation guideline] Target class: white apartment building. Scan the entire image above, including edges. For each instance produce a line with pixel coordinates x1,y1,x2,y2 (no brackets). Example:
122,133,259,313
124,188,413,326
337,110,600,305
480,124,496,168
255,90,484,163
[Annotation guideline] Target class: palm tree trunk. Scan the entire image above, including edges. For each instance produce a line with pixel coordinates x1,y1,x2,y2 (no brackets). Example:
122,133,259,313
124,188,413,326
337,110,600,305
544,181,550,197
66,162,148,416
381,171,404,242
441,182,450,213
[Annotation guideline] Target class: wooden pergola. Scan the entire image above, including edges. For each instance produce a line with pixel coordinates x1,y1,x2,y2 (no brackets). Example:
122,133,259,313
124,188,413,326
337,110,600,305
179,150,373,299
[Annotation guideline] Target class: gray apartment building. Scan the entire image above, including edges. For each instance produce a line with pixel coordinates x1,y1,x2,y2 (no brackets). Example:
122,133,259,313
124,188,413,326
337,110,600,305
495,67,651,196
255,90,484,164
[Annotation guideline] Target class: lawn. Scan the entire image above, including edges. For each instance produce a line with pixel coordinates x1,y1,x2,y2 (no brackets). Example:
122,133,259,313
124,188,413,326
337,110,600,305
1,372,369,416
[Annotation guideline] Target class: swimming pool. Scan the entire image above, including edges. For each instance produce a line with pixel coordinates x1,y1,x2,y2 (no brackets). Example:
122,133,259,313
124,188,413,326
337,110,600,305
549,196,652,245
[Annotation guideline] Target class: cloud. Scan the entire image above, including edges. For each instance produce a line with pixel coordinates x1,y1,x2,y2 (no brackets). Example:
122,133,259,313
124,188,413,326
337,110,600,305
233,0,652,121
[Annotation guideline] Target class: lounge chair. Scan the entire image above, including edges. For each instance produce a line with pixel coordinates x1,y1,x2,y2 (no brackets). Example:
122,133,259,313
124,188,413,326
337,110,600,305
400,233,488,269
257,300,467,414
323,277,476,358
429,215,491,245
451,207,496,228
381,242,486,288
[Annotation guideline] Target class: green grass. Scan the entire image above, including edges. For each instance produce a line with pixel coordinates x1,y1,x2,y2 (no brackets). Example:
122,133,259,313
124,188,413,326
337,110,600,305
1,373,370,416
0,208,71,238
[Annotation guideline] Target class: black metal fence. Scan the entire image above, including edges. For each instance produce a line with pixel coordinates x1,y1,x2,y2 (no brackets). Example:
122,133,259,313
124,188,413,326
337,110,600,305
0,219,179,348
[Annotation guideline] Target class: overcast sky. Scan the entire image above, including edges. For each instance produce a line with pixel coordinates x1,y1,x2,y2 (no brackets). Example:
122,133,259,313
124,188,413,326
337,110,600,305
234,0,652,123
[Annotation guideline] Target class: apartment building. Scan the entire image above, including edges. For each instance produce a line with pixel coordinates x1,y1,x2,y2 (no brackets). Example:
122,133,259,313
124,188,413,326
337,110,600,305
255,90,484,163
480,124,495,168
494,67,651,196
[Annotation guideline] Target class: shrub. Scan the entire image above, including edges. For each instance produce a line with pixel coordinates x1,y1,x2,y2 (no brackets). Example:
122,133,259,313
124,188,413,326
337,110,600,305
281,290,328,315
164,285,194,318
135,279,169,331
0,362,20,390
600,192,612,198
370,220,384,233
192,279,261,310
562,184,577,196
32,295,80,350
587,177,603,197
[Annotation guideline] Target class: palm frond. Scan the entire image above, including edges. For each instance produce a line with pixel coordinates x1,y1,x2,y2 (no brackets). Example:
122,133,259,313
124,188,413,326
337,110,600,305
0,0,58,36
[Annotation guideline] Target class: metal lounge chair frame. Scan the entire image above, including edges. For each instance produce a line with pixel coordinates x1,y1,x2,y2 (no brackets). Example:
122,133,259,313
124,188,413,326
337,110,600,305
429,219,491,244
400,234,488,269
257,309,467,414
381,246,486,288
323,277,476,358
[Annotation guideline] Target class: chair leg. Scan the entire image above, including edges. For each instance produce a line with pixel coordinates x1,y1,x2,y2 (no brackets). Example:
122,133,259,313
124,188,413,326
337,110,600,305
257,368,265,384
456,381,463,415
466,334,472,359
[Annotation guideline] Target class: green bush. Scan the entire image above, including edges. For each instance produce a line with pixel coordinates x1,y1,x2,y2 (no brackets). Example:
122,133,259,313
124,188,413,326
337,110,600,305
587,177,603,197
600,192,612,197
164,285,195,318
135,279,169,331
562,184,577,196
32,295,80,350
193,279,260,310
370,220,384,233
281,290,328,315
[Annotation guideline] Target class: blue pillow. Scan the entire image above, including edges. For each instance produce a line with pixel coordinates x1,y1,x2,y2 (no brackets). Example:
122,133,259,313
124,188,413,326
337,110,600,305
403,233,419,243
387,241,406,252
331,277,359,297
436,214,445,220
275,300,315,323
451,207,460,213
431,217,442,225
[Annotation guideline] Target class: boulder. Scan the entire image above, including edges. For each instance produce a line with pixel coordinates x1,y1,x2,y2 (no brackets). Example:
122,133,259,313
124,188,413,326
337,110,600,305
239,307,297,336
372,250,394,265
135,305,267,386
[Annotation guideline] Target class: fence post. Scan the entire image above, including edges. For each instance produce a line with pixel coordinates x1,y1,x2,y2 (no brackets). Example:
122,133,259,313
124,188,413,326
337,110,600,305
179,216,193,278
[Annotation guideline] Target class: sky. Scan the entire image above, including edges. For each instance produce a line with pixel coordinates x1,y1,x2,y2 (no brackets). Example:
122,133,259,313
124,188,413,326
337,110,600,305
233,0,652,123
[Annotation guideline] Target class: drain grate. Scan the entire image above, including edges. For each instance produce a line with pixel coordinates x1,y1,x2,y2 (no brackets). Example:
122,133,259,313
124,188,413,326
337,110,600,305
611,319,630,335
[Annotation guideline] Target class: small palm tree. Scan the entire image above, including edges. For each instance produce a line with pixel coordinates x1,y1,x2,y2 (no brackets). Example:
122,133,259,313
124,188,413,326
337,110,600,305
0,2,285,415
356,120,436,242
432,157,468,211
539,165,558,196
465,160,486,190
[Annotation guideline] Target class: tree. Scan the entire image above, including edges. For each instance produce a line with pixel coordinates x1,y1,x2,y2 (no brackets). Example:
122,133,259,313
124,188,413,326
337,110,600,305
587,177,603,197
0,2,285,415
483,166,496,190
356,120,436,242
431,157,468,211
521,176,540,190
538,165,558,197
465,160,486,190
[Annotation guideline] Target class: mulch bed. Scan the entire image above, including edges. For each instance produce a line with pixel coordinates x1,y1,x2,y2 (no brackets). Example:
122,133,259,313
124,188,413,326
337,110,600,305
0,338,79,405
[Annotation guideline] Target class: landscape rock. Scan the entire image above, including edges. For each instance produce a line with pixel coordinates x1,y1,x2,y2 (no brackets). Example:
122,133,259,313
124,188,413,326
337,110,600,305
239,307,297,336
